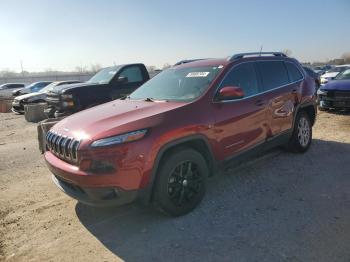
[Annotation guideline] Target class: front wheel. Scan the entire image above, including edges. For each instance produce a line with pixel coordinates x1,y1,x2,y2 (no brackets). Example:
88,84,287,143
287,111,312,153
154,148,208,216
318,106,327,112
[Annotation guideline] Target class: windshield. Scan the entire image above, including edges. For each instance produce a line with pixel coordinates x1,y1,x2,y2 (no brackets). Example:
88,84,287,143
40,83,57,93
129,65,223,102
88,66,121,84
335,69,350,80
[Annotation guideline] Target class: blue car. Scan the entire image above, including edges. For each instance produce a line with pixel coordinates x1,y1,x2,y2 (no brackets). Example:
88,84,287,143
317,68,350,111
12,81,52,96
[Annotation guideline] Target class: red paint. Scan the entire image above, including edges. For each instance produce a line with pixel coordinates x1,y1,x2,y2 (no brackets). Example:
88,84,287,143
45,56,316,195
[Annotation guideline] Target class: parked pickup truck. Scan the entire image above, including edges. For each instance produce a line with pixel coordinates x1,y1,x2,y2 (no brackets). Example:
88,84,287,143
44,63,150,118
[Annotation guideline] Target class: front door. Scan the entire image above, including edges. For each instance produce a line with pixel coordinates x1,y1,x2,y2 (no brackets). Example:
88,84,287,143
212,62,269,160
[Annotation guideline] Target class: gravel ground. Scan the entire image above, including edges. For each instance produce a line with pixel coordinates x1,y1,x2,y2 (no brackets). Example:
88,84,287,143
0,111,350,262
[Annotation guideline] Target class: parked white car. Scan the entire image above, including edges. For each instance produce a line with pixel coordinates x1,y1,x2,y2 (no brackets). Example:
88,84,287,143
12,80,81,113
320,65,350,85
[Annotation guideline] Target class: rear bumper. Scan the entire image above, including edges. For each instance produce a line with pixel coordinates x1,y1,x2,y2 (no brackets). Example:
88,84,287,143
52,174,138,207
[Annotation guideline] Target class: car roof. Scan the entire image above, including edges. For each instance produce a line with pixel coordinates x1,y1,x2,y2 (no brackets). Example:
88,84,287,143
335,64,350,67
174,55,297,69
174,58,230,68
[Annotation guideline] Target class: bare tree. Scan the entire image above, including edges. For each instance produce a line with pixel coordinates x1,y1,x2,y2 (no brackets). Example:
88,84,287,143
147,65,157,72
75,66,88,73
0,70,16,78
341,52,350,64
282,49,292,56
90,64,102,73
162,63,171,70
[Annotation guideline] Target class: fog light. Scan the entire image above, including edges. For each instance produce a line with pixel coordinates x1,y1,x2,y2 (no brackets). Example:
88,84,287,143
90,160,116,173
62,101,74,107
80,159,92,171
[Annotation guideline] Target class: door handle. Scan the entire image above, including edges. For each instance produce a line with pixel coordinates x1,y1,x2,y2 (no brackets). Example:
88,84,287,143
254,99,266,107
291,89,297,94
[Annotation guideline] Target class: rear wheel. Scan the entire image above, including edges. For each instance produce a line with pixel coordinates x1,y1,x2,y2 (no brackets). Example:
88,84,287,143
154,148,208,216
287,111,312,153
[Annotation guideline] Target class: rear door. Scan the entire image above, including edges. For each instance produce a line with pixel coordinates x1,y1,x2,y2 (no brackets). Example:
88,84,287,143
110,65,145,99
256,60,302,136
213,62,269,159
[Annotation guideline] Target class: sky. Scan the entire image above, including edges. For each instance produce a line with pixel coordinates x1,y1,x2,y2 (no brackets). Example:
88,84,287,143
0,0,349,72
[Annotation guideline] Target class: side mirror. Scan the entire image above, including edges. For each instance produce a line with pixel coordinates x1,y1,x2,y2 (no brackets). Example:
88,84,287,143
117,76,128,84
218,86,244,100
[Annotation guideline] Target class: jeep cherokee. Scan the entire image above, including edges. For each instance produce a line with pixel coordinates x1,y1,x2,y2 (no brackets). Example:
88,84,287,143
44,52,317,216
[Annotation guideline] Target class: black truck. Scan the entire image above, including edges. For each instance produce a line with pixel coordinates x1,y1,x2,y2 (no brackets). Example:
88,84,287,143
45,63,150,118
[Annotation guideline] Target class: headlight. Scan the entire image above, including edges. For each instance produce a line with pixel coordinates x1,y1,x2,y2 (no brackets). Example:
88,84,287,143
317,89,327,96
91,129,148,147
62,101,74,107
61,94,73,100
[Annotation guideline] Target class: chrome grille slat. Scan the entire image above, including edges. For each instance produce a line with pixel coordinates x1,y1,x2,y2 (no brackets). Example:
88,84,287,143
57,136,64,155
46,132,53,149
64,138,72,158
46,130,80,164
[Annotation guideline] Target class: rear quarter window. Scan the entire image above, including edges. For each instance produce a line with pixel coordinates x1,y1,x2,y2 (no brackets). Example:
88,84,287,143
286,62,303,82
257,61,289,91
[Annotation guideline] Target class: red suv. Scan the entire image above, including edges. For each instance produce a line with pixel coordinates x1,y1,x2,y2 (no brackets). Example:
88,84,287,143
44,52,316,216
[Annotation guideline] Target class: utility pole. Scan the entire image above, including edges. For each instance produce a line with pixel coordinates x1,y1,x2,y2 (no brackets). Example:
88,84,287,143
20,60,24,76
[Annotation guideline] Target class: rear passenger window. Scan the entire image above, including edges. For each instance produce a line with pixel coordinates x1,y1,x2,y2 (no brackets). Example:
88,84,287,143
220,63,259,97
257,61,289,91
285,62,303,82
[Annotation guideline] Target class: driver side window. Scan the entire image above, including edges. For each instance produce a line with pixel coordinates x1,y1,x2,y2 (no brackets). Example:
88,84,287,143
119,66,143,83
220,63,259,97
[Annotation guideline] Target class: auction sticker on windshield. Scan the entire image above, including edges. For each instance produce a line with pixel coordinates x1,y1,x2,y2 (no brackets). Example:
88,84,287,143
186,72,210,77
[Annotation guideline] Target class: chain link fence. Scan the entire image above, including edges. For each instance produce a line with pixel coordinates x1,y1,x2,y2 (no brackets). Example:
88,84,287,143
0,73,94,85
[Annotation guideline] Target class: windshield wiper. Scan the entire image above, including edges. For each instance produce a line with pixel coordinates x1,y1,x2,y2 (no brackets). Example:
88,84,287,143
120,95,130,100
144,97,155,102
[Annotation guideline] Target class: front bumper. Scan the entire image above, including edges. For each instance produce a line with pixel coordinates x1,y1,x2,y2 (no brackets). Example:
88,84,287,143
52,174,138,207
12,101,24,113
44,149,149,206
318,92,350,109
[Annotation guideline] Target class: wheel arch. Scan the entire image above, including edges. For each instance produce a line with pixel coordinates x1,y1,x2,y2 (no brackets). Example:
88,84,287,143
142,134,217,203
299,103,316,126
294,102,317,127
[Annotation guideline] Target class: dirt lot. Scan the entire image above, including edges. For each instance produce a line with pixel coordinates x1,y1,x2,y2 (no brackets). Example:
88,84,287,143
0,111,350,262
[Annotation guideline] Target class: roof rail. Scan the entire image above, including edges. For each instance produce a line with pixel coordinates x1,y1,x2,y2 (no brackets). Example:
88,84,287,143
173,59,206,66
228,52,287,61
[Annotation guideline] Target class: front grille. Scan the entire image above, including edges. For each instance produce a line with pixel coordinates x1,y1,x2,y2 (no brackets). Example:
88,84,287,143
334,91,350,99
46,92,61,106
46,130,80,163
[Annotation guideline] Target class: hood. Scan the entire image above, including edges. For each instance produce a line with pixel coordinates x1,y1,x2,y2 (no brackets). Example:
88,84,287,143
52,82,105,93
15,92,46,101
321,72,339,78
52,99,187,144
321,80,350,91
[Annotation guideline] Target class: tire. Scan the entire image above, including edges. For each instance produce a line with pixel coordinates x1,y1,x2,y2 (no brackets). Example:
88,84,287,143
287,111,312,153
318,106,327,111
154,147,208,216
